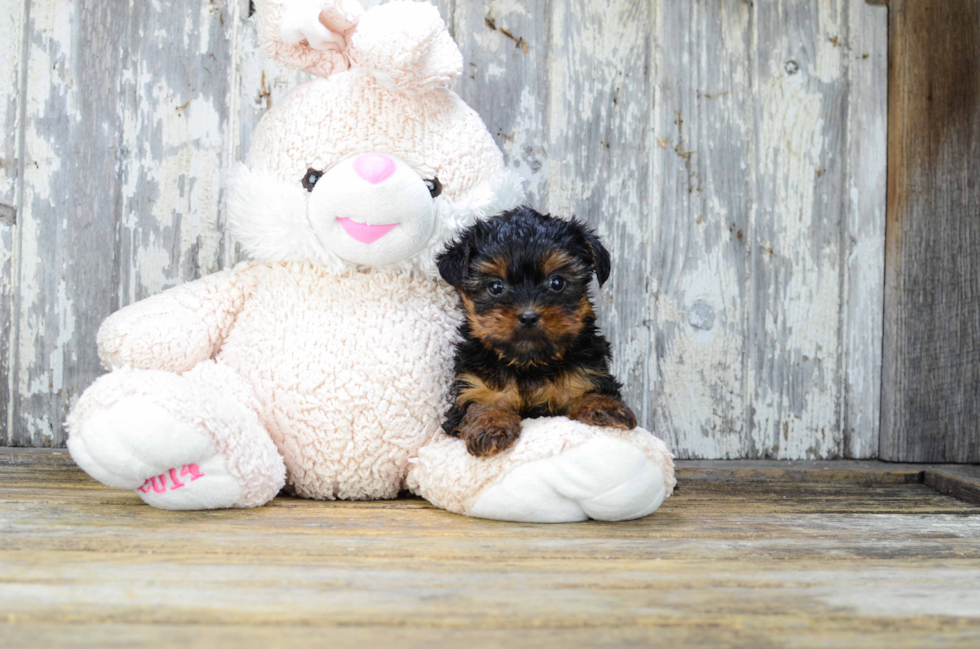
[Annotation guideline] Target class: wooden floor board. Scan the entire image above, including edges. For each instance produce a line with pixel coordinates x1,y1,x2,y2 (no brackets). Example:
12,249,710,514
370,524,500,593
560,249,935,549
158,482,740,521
0,456,978,647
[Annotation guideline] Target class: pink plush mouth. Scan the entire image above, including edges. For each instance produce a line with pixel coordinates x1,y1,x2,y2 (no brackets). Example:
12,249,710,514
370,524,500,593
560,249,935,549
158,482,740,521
337,218,399,244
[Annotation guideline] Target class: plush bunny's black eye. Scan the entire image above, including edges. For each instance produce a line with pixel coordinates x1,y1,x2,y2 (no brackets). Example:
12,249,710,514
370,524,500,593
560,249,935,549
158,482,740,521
302,168,323,192
487,280,504,296
424,177,442,198
549,276,566,292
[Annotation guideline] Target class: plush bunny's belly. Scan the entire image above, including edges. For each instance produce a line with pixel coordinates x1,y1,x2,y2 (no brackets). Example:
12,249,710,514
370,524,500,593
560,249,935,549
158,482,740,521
215,263,459,500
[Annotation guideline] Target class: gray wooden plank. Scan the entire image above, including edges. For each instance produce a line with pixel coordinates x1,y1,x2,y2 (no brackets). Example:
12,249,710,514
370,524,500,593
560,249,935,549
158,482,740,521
114,0,238,303
746,0,850,459
676,459,928,484
11,0,237,446
648,0,754,457
0,0,27,444
924,466,980,506
2,458,980,649
452,0,547,207
841,0,887,458
12,0,127,445
880,0,980,462
544,0,653,426
0,446,73,467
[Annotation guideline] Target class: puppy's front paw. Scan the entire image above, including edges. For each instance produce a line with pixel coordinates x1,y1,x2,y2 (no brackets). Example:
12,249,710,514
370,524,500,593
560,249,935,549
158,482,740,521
459,404,523,457
568,394,637,430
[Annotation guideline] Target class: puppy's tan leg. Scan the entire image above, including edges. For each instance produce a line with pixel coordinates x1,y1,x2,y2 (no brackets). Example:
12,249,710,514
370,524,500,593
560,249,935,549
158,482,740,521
567,394,637,430
459,404,523,457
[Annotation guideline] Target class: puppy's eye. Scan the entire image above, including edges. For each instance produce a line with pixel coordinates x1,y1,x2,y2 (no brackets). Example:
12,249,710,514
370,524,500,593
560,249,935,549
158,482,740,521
302,168,323,192
424,177,442,198
549,276,567,292
487,280,504,296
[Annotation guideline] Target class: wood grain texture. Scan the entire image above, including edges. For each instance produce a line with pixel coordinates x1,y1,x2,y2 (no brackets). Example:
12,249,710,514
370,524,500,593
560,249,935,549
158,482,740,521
2,0,889,459
676,459,928,484
843,0,887,458
650,1,887,459
747,0,849,459
880,0,980,462
649,0,753,458
924,465,980,506
8,0,239,446
0,461,978,648
453,0,549,207
0,0,27,444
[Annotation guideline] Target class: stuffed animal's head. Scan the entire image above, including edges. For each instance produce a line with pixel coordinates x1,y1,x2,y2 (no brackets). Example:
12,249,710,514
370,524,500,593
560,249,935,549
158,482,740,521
228,0,524,274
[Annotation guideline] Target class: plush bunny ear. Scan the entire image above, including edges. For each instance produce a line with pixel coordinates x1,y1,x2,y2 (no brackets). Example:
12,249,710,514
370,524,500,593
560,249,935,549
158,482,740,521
348,1,462,93
256,0,365,77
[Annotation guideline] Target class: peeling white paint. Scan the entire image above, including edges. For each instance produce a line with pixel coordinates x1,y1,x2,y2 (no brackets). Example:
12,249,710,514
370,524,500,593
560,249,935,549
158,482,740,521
48,276,75,394
841,0,888,458
6,0,240,445
17,123,60,398
4,0,887,454
21,412,54,441
0,1,25,204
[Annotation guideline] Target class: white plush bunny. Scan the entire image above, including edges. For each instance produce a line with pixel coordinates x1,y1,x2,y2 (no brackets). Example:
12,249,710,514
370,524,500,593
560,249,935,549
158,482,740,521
65,0,674,521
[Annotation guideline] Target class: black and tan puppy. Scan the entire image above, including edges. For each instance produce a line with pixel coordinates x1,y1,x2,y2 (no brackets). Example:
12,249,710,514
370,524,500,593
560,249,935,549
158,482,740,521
436,206,637,457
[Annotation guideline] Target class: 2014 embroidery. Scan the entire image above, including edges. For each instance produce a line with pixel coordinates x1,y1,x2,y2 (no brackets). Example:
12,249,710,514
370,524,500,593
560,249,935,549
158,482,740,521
138,464,205,494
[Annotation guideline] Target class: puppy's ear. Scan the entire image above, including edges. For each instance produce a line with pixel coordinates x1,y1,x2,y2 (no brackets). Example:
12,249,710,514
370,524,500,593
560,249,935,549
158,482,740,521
437,237,473,287
572,219,611,287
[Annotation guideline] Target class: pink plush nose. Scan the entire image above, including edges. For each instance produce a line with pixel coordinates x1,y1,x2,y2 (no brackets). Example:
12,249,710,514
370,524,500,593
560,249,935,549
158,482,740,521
353,153,396,184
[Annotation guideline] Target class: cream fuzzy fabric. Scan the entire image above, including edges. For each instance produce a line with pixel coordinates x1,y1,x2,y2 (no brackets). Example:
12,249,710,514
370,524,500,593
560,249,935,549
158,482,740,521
73,263,457,502
238,0,522,275
65,0,675,520
68,362,285,509
410,419,676,521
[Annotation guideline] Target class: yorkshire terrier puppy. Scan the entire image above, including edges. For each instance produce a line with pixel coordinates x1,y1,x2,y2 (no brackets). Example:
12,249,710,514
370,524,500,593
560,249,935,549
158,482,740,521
436,206,637,457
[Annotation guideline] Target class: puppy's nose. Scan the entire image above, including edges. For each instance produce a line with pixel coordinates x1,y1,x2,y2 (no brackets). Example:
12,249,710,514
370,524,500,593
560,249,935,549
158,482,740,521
518,311,540,328
353,153,396,184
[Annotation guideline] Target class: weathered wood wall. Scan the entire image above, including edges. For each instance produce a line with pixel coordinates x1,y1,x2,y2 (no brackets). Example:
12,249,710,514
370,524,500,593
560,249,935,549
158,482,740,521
880,0,980,463
0,0,888,460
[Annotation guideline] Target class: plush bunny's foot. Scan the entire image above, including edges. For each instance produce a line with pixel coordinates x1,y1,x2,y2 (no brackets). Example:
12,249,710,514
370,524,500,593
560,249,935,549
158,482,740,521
469,436,667,522
409,417,675,523
66,363,286,510
69,396,247,510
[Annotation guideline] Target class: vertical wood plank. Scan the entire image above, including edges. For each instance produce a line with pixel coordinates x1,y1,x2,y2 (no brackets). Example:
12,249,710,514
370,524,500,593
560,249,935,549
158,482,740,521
648,0,753,457
880,0,980,462
746,0,850,459
0,0,27,442
546,0,654,425
13,0,123,445
842,0,887,458
115,1,238,304
12,1,237,446
453,0,548,207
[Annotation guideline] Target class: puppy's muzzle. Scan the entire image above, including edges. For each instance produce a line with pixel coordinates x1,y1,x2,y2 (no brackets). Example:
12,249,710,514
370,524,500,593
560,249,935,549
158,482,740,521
518,310,540,328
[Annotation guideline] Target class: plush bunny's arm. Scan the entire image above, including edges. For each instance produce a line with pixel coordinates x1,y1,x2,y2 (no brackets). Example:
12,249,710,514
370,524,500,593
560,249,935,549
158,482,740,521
97,270,257,373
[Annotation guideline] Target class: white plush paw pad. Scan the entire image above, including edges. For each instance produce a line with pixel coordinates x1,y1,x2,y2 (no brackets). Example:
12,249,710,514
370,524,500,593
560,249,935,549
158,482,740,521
469,437,668,523
67,396,243,510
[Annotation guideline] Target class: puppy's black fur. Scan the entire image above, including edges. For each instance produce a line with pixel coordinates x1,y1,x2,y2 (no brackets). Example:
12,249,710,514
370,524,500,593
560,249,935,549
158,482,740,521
437,206,637,457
